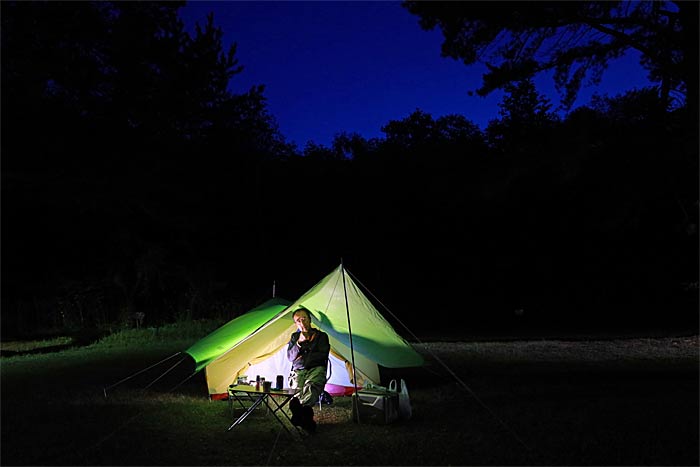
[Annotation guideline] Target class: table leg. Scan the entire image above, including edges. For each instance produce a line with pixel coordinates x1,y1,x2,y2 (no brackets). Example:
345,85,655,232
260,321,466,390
229,391,256,417
227,394,265,431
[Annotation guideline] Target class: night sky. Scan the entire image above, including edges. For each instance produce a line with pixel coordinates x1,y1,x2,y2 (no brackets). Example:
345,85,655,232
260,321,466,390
179,1,654,148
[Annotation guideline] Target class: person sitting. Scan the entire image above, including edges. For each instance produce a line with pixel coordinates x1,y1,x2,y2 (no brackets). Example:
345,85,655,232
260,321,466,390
286,306,330,433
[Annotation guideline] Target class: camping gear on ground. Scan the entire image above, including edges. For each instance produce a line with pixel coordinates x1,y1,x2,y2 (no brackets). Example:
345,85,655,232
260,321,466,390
397,378,412,420
352,384,400,425
184,264,424,399
320,390,333,406
351,378,412,424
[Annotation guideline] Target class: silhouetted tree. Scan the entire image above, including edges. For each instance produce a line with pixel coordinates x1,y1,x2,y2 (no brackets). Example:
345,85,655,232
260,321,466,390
381,109,486,163
1,1,293,333
331,132,379,161
402,1,698,115
1,1,289,169
485,78,559,155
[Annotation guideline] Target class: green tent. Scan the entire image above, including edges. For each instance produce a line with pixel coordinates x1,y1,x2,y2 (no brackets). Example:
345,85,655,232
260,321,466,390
186,264,423,398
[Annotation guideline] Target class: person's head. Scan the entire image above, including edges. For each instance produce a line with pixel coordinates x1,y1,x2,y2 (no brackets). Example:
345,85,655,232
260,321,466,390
292,307,312,332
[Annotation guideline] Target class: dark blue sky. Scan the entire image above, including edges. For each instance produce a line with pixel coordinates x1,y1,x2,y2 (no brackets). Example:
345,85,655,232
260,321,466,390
180,1,654,149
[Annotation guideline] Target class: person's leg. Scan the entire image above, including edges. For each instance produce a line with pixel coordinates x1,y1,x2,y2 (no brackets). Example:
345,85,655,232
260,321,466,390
289,369,306,425
297,366,326,407
297,366,327,433
299,367,326,433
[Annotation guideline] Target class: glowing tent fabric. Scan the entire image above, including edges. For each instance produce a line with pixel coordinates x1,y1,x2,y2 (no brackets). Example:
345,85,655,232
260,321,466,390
185,297,292,372
184,265,423,397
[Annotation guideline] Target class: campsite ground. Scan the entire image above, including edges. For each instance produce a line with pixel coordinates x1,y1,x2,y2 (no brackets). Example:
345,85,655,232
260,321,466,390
1,331,698,466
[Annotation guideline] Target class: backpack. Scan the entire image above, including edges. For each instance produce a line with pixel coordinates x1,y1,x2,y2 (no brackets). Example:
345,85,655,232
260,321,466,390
320,390,333,406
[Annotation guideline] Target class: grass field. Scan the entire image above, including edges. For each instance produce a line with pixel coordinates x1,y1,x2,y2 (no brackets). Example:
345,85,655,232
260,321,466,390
1,328,697,466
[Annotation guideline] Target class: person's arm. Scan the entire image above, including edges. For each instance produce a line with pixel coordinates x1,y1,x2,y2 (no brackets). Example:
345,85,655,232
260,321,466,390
287,332,301,363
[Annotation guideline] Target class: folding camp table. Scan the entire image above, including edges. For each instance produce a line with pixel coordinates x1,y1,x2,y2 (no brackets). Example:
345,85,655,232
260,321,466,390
226,385,301,436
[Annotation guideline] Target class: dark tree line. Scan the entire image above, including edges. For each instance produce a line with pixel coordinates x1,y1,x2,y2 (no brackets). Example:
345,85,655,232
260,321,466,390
1,1,697,338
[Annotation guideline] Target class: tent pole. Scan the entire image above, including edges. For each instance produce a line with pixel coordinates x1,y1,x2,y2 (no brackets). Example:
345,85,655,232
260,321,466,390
340,260,361,422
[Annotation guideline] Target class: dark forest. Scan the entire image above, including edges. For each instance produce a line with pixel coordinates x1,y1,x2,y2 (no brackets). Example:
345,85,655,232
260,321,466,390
2,1,698,340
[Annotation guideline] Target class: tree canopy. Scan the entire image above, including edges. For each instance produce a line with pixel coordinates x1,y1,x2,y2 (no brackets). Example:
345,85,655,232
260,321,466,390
1,0,291,171
402,1,698,115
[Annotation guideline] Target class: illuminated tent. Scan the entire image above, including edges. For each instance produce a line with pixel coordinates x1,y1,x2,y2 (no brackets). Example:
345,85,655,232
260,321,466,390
184,264,424,398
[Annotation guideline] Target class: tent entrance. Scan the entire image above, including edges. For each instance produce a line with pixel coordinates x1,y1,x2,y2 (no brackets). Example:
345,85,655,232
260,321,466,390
242,344,373,397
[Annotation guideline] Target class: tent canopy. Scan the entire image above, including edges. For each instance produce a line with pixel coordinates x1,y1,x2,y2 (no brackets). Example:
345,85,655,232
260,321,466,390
185,297,291,372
